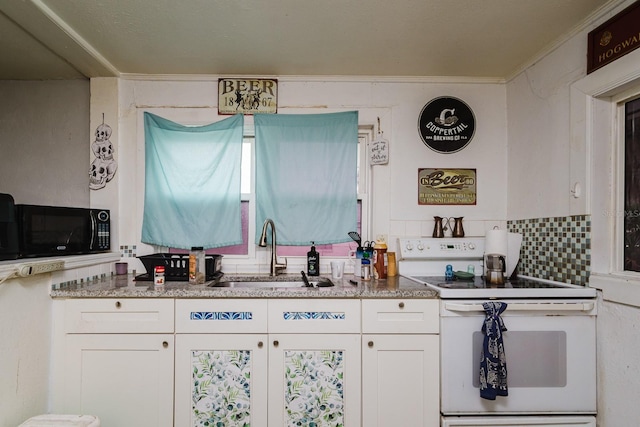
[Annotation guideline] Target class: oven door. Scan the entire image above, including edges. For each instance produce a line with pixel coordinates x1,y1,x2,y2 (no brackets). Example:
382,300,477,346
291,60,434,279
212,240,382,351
440,300,596,415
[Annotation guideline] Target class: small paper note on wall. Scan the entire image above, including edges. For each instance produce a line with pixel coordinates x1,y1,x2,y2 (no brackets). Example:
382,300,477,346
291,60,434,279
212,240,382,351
370,138,389,165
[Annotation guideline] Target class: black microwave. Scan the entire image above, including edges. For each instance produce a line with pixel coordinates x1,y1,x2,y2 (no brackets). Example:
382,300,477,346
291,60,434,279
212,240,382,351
16,204,111,258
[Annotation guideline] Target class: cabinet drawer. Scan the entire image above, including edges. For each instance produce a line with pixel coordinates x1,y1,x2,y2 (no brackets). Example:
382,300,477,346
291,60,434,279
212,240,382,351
64,299,174,333
268,299,360,333
176,299,268,333
362,299,439,334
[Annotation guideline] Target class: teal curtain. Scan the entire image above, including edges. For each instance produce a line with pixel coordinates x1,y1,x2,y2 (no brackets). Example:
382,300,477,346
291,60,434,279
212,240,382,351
142,112,244,249
254,111,358,245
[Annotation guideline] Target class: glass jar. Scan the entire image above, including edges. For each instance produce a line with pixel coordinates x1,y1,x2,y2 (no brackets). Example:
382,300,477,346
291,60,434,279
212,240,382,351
189,246,205,285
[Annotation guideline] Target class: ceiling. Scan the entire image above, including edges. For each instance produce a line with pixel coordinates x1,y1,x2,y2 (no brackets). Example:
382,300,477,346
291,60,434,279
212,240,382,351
0,0,616,81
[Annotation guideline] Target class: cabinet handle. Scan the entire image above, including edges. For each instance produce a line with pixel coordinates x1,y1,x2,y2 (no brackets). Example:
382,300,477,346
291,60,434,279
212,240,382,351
398,302,405,309
368,341,374,347
115,301,121,308
258,341,264,348
273,340,279,347
162,341,169,348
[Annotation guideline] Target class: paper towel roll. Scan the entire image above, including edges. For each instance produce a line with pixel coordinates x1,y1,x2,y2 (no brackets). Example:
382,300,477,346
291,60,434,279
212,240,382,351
506,232,523,278
485,228,508,255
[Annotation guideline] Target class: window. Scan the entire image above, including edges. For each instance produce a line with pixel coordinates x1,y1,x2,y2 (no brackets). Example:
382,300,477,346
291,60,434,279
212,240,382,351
171,123,371,259
622,96,640,272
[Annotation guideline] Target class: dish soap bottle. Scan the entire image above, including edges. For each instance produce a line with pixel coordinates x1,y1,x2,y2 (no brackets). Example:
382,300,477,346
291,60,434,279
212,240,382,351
307,241,320,276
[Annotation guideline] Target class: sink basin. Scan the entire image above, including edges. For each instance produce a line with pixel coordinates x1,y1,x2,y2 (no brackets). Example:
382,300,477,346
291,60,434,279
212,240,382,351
209,278,334,288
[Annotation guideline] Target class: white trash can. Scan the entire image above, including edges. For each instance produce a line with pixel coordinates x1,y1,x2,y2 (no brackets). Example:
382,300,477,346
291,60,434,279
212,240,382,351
18,414,100,427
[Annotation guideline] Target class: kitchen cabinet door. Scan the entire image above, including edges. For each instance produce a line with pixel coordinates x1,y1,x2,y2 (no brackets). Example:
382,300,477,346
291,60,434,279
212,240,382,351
62,334,174,427
362,334,439,427
175,334,268,427
268,333,361,427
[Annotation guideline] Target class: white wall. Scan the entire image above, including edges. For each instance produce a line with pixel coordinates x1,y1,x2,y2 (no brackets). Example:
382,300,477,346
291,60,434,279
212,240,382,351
506,0,640,425
110,77,507,274
506,33,587,220
0,80,90,207
0,79,89,426
0,275,52,426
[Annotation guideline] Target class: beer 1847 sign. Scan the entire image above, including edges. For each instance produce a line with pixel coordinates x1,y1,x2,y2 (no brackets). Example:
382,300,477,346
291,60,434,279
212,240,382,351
218,78,278,115
418,168,476,205
418,97,476,153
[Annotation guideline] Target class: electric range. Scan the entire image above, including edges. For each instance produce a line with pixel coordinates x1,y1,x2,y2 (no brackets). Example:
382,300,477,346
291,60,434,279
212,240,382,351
399,237,597,426
398,237,596,299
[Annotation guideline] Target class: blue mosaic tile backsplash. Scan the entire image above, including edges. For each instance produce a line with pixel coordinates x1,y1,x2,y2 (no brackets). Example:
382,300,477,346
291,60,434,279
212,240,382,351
508,215,590,286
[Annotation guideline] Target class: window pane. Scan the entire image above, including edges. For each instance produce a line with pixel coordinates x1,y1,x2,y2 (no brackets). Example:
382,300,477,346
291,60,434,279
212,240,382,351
624,97,640,272
241,139,251,194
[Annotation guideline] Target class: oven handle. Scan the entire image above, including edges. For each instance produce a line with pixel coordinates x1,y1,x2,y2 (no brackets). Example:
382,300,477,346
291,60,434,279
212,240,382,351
444,301,595,312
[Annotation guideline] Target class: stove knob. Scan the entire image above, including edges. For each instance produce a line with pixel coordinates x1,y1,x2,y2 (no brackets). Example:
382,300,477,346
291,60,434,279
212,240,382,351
405,242,414,251
417,243,424,251
468,242,476,250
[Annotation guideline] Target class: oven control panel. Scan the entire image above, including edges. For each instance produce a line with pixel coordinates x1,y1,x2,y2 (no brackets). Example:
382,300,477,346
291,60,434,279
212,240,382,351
398,237,485,260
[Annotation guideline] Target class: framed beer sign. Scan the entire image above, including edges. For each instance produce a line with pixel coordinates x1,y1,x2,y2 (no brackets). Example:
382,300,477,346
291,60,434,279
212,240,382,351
418,168,477,205
218,78,278,115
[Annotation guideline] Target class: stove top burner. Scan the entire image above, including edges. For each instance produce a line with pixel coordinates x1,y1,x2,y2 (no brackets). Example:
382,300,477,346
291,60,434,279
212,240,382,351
422,276,565,289
407,275,596,299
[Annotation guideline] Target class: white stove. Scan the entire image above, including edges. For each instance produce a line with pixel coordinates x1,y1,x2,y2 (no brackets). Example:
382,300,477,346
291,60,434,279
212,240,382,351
398,237,597,426
398,237,596,299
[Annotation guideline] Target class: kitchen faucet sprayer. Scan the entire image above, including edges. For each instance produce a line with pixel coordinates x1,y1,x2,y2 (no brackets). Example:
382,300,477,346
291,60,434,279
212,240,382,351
259,218,287,276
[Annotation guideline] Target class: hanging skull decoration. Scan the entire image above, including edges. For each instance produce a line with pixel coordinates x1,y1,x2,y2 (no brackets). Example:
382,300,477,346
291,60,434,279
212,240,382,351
89,157,108,190
89,114,117,190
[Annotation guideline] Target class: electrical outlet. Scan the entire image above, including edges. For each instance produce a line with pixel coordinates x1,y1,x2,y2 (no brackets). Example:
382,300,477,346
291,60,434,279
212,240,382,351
16,260,65,277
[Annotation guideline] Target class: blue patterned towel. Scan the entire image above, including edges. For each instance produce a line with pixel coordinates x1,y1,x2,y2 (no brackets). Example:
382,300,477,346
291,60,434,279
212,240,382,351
479,301,508,400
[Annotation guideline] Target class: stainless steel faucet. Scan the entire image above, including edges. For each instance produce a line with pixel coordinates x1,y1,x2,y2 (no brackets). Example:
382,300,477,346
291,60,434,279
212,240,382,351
259,218,287,276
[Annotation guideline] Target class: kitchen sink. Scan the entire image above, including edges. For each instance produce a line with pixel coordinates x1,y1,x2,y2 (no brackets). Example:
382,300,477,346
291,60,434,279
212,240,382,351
210,278,334,288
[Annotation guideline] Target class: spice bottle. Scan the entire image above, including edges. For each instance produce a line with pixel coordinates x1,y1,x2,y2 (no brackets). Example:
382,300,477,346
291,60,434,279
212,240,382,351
387,252,397,277
189,246,206,284
154,265,165,290
373,239,388,279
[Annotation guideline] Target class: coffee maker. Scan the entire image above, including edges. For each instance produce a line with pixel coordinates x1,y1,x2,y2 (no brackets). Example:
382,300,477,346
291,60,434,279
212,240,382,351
484,228,523,282
485,253,506,285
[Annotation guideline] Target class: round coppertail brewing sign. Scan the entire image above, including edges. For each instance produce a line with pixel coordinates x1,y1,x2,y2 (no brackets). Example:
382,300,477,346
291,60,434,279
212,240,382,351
418,96,476,153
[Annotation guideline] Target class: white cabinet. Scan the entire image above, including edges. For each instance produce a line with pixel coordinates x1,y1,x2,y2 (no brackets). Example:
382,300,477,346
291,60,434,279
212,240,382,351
267,299,361,426
63,334,174,427
177,298,362,427
175,334,268,427
174,299,268,427
54,299,175,427
54,296,437,427
268,333,361,426
362,299,440,427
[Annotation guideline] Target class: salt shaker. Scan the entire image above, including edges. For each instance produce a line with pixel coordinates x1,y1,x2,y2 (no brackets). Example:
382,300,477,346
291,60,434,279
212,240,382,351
154,265,165,290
